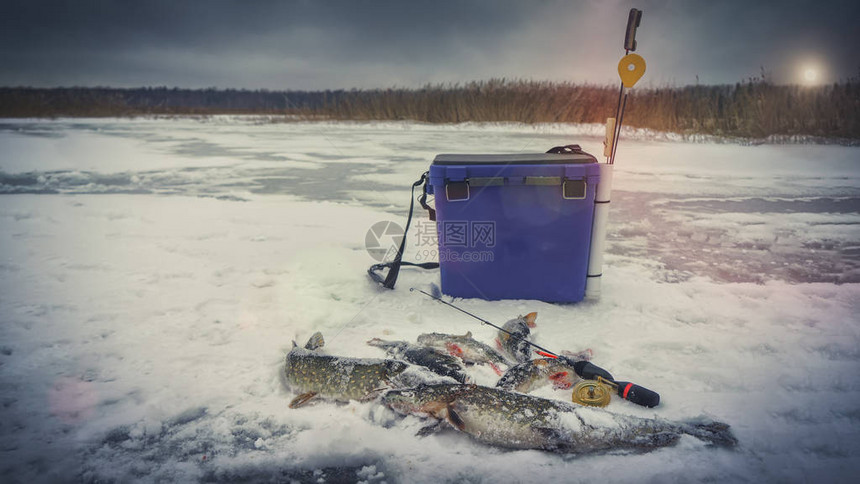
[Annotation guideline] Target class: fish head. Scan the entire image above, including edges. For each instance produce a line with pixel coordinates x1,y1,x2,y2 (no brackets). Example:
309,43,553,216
382,359,409,376
381,383,467,416
502,319,531,337
381,387,424,414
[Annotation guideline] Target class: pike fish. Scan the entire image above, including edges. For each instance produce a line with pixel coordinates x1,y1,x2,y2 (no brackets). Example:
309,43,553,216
284,332,408,408
496,312,537,364
382,383,737,454
416,331,511,375
495,357,581,393
367,338,471,384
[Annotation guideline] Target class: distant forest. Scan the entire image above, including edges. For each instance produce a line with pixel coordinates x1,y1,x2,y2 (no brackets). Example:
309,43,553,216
1,79,858,139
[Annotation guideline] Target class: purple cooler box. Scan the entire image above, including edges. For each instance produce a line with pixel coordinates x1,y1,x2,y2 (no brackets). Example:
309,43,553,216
427,152,600,302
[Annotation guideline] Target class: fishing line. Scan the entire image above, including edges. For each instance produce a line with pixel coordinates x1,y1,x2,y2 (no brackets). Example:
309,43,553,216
410,288,559,358
411,287,661,408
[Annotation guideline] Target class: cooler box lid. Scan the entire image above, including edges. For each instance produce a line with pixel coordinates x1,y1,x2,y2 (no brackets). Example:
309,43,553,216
433,152,597,165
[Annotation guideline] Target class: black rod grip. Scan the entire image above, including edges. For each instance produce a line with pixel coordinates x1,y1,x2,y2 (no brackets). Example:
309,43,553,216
615,381,660,408
624,8,642,52
573,361,614,382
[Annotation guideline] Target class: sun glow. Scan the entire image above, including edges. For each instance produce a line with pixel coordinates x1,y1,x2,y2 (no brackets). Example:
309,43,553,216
797,57,826,86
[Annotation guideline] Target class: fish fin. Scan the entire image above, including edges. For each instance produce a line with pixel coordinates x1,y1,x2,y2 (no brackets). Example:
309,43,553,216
464,331,472,338
533,426,570,450
304,332,325,350
360,387,388,402
524,312,538,328
421,400,448,416
444,405,466,431
288,392,319,409
629,431,681,452
445,342,464,358
291,340,297,348
367,338,385,347
549,371,573,389
416,420,446,437
683,420,738,447
534,426,559,438
489,362,504,376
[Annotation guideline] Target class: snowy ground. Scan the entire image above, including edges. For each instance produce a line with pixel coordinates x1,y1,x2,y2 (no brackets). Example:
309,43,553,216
1,117,858,483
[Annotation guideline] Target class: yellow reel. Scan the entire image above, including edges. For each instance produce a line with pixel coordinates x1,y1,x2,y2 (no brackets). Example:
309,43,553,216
618,53,646,88
571,379,613,407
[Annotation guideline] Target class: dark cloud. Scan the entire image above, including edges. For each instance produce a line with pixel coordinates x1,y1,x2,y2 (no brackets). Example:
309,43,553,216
1,0,858,89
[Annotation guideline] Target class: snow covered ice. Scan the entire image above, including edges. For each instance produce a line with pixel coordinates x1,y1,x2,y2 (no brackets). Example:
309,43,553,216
1,117,859,482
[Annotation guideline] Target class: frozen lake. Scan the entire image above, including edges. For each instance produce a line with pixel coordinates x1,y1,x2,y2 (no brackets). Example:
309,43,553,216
1,118,859,482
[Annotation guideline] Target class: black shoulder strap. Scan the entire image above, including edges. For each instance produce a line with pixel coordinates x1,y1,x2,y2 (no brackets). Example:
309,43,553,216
368,172,439,289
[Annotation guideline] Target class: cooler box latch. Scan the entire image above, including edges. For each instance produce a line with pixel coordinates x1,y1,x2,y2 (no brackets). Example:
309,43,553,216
563,179,587,200
446,181,470,201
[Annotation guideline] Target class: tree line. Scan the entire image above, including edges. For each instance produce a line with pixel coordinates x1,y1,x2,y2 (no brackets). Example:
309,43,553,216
1,79,858,139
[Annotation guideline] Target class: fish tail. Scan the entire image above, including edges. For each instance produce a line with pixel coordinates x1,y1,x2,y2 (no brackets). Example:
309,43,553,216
682,420,738,447
524,311,537,328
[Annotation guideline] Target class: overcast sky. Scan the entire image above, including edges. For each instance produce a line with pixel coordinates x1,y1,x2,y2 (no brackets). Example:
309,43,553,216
1,0,858,90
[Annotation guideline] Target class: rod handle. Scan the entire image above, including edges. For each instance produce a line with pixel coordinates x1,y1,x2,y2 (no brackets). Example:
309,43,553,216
624,8,643,52
572,360,614,382
615,381,660,408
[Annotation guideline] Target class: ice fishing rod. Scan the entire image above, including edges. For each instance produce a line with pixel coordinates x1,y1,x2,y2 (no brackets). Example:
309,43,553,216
609,8,645,165
585,8,646,299
411,288,660,408
411,288,559,357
